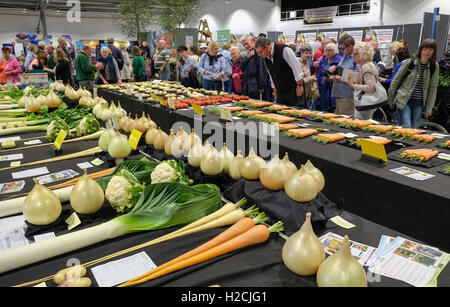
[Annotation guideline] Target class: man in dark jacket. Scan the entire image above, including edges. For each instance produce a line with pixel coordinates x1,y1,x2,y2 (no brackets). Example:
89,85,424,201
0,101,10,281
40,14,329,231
106,37,125,71
255,37,305,107
239,35,273,101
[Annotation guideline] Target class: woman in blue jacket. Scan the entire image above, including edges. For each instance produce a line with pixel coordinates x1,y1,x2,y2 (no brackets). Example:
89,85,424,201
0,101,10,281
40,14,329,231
198,41,227,92
315,43,341,111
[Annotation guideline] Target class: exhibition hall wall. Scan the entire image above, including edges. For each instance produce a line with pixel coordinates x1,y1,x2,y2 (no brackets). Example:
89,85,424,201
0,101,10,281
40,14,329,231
0,0,448,43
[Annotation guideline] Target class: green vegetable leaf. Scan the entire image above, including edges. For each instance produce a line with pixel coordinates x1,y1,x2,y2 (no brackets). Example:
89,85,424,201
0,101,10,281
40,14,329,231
115,183,221,232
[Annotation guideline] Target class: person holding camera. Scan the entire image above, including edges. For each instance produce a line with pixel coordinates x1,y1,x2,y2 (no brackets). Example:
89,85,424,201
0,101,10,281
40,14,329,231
315,43,341,111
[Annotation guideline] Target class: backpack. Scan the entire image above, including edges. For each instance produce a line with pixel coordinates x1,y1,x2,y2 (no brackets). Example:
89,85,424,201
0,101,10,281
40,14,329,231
397,59,436,90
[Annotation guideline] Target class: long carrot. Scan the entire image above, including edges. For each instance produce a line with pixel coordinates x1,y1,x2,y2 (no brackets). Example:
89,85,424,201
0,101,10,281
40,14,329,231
363,125,394,134
329,117,352,124
416,150,439,162
118,221,284,287
412,134,437,143
224,106,244,112
312,133,346,144
122,214,268,287
274,123,299,131
285,128,318,138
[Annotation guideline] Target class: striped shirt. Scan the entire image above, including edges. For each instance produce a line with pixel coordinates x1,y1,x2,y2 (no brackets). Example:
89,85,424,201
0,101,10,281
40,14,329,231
154,48,171,69
410,64,427,101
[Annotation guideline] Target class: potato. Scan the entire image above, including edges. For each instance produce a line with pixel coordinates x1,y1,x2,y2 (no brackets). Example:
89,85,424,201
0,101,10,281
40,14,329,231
53,265,86,284
1,140,16,149
58,277,91,288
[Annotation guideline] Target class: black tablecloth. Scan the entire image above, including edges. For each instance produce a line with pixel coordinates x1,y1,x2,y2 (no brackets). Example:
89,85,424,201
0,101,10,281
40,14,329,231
98,89,450,251
0,127,449,287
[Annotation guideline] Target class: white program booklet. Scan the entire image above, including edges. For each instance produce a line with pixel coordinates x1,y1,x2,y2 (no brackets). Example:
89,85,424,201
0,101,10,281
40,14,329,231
369,237,449,287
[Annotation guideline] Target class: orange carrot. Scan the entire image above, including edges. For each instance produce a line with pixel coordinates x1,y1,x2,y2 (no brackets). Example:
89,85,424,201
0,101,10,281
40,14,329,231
124,217,258,286
348,120,373,128
416,150,439,162
316,113,339,119
412,134,437,143
268,105,290,111
286,128,318,138
330,117,352,124
314,133,346,143
274,123,299,131
367,125,394,133
241,110,264,115
224,106,244,112
118,222,284,287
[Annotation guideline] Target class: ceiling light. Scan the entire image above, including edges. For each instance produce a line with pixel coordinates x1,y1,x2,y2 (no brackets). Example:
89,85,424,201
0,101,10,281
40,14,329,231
225,0,232,4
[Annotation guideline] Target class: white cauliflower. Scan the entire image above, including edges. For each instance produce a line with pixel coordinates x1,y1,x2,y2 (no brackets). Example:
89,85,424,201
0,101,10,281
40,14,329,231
105,176,131,212
151,163,177,184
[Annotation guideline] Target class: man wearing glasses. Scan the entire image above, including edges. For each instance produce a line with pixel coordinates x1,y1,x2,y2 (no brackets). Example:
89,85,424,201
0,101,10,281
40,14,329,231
254,37,304,107
329,34,360,115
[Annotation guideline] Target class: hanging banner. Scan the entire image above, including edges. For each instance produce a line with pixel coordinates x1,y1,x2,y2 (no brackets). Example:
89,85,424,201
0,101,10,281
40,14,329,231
322,31,339,42
217,30,231,47
304,6,337,24
340,30,364,43
284,34,296,45
365,29,394,49
297,32,318,44
277,34,285,44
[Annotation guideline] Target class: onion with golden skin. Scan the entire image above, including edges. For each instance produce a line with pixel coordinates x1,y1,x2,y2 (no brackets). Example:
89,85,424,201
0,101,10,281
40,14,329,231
316,235,368,287
70,170,105,214
22,184,62,225
153,128,169,151
239,148,266,180
282,212,325,276
284,165,322,203
259,155,290,191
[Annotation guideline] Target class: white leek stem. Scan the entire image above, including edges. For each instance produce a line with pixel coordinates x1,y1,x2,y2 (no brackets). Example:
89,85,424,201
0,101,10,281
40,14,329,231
0,186,73,218
0,220,127,274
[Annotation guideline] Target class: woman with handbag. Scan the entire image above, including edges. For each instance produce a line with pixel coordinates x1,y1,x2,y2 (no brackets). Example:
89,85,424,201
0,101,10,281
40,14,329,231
388,39,439,129
346,42,385,120
298,44,319,109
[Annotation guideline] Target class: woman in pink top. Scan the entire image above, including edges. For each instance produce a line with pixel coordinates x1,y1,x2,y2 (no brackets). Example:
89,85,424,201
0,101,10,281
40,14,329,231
230,46,244,94
0,47,22,83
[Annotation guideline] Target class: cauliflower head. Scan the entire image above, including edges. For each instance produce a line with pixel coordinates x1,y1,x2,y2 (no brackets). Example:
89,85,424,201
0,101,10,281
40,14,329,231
105,169,144,213
150,160,193,185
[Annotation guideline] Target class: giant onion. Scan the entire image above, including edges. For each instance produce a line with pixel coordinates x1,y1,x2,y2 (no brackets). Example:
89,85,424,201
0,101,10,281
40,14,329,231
239,148,266,180
259,155,290,191
316,235,367,287
22,184,62,225
282,212,325,276
70,170,104,214
108,132,131,159
200,144,223,176
284,165,322,203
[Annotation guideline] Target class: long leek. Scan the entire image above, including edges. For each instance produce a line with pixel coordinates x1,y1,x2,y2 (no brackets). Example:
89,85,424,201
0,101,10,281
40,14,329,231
0,125,47,136
0,109,27,117
0,183,221,274
0,104,19,110
0,129,104,153
0,146,102,171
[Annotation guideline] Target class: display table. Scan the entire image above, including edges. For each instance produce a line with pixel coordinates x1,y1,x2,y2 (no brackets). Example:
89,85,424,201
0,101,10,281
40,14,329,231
0,129,448,287
98,89,450,252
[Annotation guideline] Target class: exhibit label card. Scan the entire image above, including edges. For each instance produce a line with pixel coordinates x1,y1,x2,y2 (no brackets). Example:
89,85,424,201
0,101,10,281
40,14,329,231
92,252,157,287
390,166,435,181
12,167,49,179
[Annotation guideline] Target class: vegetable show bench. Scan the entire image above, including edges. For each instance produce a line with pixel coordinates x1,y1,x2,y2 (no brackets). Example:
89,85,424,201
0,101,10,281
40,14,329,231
0,130,449,287
98,88,450,253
